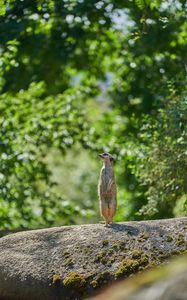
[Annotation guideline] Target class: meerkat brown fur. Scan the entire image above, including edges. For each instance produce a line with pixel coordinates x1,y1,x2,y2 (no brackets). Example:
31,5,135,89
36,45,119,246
98,153,117,225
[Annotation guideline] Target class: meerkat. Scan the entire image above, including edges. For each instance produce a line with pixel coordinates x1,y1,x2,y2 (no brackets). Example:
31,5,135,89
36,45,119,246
98,153,117,225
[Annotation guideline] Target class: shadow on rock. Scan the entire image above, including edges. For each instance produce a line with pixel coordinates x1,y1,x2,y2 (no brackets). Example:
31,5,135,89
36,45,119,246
109,223,140,236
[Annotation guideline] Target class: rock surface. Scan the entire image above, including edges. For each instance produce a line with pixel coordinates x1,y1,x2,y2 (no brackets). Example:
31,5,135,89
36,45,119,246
0,218,186,300
90,254,187,300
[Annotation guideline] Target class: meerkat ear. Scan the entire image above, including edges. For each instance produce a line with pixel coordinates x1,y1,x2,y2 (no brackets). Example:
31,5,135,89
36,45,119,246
109,156,114,162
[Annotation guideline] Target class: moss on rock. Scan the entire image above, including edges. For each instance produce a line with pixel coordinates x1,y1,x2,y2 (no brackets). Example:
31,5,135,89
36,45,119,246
167,235,173,242
115,254,150,279
94,251,107,263
97,271,111,286
115,259,139,279
137,232,149,242
176,234,185,247
102,240,109,247
131,249,143,259
63,272,86,290
52,274,61,284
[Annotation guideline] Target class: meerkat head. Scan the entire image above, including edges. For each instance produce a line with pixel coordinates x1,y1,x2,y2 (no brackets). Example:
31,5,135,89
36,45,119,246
98,152,114,163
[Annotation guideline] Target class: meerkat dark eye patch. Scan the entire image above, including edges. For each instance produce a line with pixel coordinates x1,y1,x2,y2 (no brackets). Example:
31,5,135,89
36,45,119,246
109,157,114,161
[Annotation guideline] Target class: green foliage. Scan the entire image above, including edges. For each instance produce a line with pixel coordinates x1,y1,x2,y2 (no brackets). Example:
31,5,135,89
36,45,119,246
0,0,117,94
0,82,89,228
0,0,6,16
135,93,187,218
47,147,100,223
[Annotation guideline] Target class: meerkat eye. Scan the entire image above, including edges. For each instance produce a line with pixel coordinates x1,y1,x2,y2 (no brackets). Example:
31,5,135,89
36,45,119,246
102,153,108,156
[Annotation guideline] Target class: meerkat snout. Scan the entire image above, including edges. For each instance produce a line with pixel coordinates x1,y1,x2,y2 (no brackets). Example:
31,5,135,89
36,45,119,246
98,152,114,162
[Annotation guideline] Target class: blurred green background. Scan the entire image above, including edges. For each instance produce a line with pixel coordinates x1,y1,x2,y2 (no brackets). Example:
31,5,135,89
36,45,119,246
0,0,186,229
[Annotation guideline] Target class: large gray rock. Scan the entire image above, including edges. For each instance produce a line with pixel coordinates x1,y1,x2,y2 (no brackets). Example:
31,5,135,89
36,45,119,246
0,218,186,300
